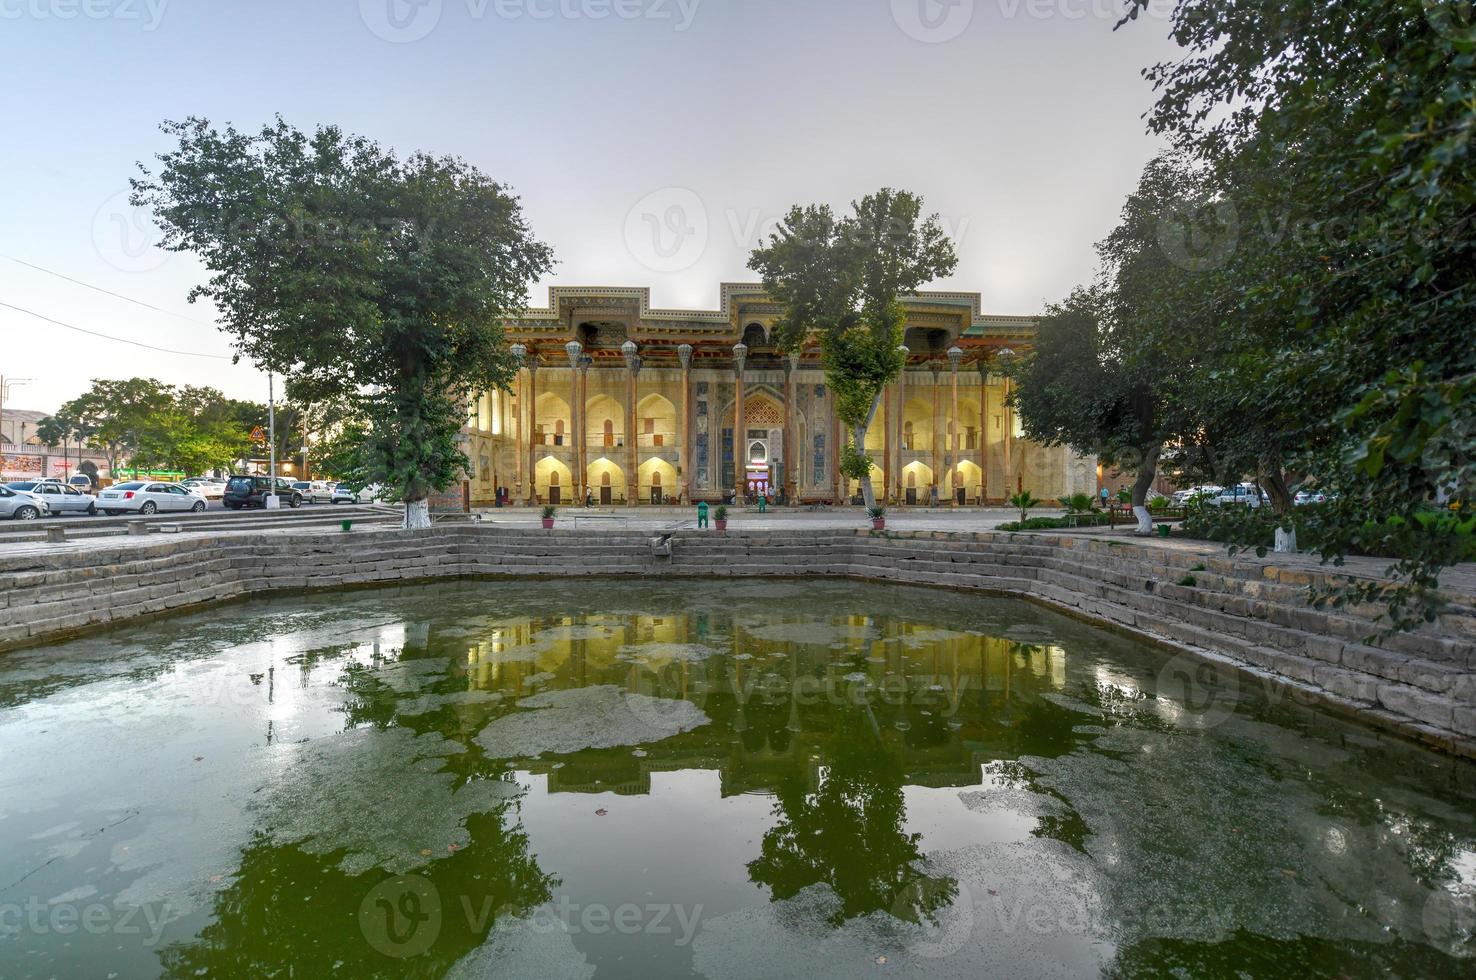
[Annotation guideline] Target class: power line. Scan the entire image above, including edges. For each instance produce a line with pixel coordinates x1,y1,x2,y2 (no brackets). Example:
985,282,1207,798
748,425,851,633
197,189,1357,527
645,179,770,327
2,255,221,328
0,301,232,359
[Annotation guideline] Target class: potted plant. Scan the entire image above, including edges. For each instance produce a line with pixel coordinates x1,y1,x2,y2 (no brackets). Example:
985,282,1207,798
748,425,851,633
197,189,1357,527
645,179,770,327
867,505,887,530
541,505,556,529
713,504,728,532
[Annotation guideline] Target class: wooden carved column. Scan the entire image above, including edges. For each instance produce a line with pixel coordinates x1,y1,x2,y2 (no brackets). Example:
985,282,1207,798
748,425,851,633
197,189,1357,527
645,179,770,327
732,342,747,504
526,350,539,505
930,362,942,501
511,344,526,506
948,346,962,507
784,351,799,503
894,347,908,504
977,361,989,504
566,341,583,505
678,344,693,505
622,340,641,507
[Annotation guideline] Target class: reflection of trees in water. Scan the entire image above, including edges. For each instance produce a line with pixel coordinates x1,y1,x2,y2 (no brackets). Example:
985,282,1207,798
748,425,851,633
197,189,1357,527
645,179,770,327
157,797,554,978
1106,932,1466,979
747,703,958,926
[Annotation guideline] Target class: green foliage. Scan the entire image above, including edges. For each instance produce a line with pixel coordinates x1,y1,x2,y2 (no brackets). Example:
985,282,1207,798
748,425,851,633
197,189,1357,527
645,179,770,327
749,189,957,508
1007,489,1041,524
541,505,557,520
1016,0,1476,626
58,378,250,476
134,117,553,512
839,441,873,483
1059,493,1096,514
867,505,887,520
713,505,728,521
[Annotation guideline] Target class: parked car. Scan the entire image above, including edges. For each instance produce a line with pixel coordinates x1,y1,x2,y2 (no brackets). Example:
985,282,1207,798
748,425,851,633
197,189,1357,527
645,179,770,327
181,478,225,499
1206,483,1267,508
1294,489,1327,505
291,480,335,503
223,475,303,510
67,474,97,490
1173,485,1222,505
3,480,97,515
0,485,49,520
97,481,207,515
329,483,383,504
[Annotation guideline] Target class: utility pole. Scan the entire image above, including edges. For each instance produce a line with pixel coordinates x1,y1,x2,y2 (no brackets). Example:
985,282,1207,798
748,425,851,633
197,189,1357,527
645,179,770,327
265,371,280,509
0,377,33,476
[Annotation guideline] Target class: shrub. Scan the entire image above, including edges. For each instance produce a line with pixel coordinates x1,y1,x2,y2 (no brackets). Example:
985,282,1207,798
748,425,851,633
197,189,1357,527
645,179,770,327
1008,490,1041,524
867,505,887,520
541,505,557,520
714,505,728,521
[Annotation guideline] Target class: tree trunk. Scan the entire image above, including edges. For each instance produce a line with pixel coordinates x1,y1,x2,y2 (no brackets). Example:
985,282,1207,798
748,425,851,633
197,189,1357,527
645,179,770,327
1131,442,1162,534
851,392,883,510
853,424,877,510
1261,463,1296,553
404,497,431,530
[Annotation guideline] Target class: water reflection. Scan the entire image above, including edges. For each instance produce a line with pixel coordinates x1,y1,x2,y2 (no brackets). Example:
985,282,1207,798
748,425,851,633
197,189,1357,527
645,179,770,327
1,580,1473,979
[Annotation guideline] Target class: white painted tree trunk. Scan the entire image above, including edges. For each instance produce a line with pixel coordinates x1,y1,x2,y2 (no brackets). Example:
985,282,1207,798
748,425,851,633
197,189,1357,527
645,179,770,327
404,498,431,530
1132,505,1154,534
1274,526,1297,553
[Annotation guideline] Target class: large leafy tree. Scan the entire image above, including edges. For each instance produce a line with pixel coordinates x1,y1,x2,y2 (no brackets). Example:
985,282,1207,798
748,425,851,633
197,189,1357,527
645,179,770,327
56,379,251,476
133,117,554,527
1117,0,1476,616
748,189,957,509
1015,157,1217,532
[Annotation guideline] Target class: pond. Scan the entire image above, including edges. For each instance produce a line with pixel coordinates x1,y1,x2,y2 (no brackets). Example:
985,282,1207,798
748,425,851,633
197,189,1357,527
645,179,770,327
0,579,1473,978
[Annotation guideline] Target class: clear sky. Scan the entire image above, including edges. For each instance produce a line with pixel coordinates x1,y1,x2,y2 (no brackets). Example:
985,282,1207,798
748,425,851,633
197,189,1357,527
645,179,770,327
0,0,1179,411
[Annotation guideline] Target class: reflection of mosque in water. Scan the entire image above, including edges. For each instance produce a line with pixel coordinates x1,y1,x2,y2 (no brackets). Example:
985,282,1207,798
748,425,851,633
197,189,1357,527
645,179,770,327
434,613,1074,797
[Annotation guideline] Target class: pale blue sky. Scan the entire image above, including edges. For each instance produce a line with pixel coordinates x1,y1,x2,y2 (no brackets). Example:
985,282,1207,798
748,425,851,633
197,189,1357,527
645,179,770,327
1,0,1178,409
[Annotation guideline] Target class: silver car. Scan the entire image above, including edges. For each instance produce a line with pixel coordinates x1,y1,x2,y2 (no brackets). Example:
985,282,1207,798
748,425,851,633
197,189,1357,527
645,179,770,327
0,485,50,520
5,481,97,516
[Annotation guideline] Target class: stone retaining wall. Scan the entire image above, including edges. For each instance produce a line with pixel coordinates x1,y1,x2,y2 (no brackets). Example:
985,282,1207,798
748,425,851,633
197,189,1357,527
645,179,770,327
1,526,1472,757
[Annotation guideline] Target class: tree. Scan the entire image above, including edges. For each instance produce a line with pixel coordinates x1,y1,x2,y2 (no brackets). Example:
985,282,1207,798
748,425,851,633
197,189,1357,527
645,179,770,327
34,413,76,476
133,117,554,528
1013,157,1216,533
749,189,957,509
58,378,176,477
1118,0,1476,616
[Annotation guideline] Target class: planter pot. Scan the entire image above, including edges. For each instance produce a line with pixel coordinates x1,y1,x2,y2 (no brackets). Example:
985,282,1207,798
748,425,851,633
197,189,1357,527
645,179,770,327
340,519,352,533
714,519,728,531
542,518,555,529
872,519,885,530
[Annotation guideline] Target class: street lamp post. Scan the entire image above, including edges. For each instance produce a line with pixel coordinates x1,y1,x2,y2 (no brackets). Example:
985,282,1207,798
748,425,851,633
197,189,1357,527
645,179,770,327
265,371,279,509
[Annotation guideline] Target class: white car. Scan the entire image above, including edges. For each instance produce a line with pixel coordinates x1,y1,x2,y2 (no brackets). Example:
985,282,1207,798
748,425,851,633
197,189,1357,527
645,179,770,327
182,479,225,500
292,480,335,503
1206,483,1267,508
97,481,208,516
1173,485,1222,505
331,483,382,504
4,480,97,515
